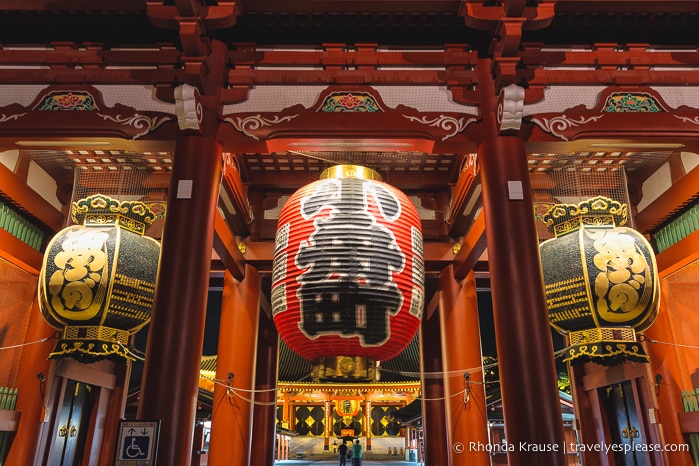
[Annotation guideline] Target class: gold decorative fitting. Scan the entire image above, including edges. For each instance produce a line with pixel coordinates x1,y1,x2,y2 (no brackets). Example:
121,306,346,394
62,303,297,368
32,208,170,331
63,325,130,345
541,196,628,237
311,356,378,382
71,194,156,236
319,164,383,181
569,327,636,346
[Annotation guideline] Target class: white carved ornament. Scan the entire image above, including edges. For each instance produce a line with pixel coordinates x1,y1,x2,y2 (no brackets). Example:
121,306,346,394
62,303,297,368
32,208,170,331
97,113,173,139
530,114,604,141
401,114,476,141
175,84,203,131
0,112,26,123
497,84,525,133
674,115,699,125
224,114,299,141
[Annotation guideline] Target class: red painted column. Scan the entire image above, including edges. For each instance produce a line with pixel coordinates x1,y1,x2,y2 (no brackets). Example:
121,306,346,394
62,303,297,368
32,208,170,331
645,295,695,466
478,123,566,466
566,346,607,466
209,266,261,466
250,308,279,466
97,362,130,465
365,397,372,450
5,299,54,466
137,132,222,466
439,267,490,466
419,305,451,465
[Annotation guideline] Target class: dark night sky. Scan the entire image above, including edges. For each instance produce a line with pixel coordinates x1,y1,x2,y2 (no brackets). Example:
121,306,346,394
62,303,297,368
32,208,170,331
130,288,566,391
201,289,565,365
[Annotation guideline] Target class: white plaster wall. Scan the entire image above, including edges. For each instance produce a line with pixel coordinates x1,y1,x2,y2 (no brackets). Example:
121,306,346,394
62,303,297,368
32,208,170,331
636,162,672,212
222,85,476,114
0,85,175,114
681,152,699,173
637,152,699,213
27,161,62,210
0,149,19,171
0,149,62,210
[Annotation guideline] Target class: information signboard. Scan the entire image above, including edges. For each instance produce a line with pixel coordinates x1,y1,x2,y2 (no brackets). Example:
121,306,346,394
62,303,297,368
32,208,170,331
114,420,160,466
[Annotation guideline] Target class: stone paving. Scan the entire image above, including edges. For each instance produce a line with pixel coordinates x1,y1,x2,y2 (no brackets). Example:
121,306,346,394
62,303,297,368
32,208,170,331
275,460,424,466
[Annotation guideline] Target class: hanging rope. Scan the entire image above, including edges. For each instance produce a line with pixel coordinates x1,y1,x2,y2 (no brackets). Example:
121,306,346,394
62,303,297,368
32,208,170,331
0,333,58,351
643,337,699,351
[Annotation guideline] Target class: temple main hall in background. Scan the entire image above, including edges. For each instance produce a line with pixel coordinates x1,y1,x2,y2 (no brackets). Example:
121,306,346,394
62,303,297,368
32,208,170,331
1,1,699,465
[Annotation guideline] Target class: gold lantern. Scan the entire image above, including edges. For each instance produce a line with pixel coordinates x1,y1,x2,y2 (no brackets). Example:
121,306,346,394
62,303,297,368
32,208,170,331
539,196,660,366
38,194,161,363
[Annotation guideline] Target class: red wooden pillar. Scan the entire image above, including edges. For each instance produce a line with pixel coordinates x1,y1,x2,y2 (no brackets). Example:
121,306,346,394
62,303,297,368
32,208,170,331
137,132,223,466
439,266,490,466
478,125,566,466
568,362,608,466
5,298,54,466
419,304,451,465
250,308,279,466
645,291,695,466
97,362,130,465
209,266,261,466
365,397,372,450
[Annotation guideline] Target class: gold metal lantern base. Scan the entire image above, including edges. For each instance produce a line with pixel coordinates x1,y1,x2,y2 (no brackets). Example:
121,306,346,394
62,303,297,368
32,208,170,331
311,356,379,382
563,327,649,366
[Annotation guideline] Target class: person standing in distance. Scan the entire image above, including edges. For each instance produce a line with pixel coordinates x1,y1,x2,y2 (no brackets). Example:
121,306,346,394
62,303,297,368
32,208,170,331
338,440,348,466
352,439,363,466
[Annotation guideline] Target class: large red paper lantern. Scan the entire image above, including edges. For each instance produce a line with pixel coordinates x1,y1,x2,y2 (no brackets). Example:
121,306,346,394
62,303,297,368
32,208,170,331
272,165,424,363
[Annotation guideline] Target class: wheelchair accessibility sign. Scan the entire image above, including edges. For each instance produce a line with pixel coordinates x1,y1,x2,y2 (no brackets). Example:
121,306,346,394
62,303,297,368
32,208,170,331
115,420,160,465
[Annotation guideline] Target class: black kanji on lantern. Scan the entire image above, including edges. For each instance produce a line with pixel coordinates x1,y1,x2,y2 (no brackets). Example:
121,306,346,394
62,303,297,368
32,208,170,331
295,177,405,346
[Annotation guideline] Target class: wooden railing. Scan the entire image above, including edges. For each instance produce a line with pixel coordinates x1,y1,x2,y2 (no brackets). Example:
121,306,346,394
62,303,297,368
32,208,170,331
0,200,44,251
653,203,699,253
0,387,18,466
681,389,699,466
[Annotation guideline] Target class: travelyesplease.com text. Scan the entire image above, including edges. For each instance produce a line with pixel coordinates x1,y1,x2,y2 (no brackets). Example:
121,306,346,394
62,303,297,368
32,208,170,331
462,441,689,454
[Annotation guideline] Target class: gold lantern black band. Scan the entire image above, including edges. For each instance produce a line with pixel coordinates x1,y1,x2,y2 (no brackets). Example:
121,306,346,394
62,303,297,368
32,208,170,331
39,193,161,364
562,327,649,366
539,196,660,368
49,325,135,362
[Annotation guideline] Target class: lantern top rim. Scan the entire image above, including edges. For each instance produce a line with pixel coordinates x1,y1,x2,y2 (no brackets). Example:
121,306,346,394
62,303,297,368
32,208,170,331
540,196,628,236
71,193,157,236
319,164,382,181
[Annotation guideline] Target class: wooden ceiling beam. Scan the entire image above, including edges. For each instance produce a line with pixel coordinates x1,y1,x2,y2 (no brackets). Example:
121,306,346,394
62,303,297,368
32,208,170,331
227,44,478,67
453,212,486,281
213,209,246,280
0,162,64,233
520,45,699,67
635,164,699,234
523,69,699,86
242,171,458,192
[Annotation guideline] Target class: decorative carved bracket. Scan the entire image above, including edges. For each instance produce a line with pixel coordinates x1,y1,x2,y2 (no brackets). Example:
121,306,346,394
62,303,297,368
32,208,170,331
497,84,525,134
220,86,477,152
0,85,175,141
460,0,556,90
175,84,204,132
527,86,699,142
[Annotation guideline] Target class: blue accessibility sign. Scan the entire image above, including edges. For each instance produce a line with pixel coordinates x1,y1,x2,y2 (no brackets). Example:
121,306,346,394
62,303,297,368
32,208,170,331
115,420,160,465
122,435,150,460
